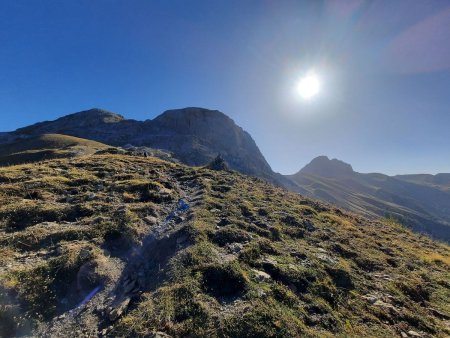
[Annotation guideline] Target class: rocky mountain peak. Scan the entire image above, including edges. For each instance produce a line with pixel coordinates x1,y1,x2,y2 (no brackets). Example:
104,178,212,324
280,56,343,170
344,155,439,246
298,156,354,178
58,108,125,124
152,107,235,132
157,107,226,118
15,108,124,135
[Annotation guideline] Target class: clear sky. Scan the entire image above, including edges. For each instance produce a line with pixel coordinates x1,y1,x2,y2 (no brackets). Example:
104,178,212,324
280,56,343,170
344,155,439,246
1,0,449,175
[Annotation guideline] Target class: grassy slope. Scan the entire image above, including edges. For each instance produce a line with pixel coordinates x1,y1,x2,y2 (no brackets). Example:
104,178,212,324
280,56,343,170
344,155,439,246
0,154,448,337
289,173,450,242
0,134,109,166
395,174,450,193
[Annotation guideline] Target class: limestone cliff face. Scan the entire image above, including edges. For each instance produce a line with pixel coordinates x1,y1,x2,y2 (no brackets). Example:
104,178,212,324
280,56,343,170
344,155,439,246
1,107,280,183
141,108,275,180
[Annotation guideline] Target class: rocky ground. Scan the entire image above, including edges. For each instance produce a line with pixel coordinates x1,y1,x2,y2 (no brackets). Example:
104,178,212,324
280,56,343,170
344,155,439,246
0,154,449,337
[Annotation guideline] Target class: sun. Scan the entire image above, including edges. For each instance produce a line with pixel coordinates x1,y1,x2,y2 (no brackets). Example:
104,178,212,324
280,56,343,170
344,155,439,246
297,72,320,99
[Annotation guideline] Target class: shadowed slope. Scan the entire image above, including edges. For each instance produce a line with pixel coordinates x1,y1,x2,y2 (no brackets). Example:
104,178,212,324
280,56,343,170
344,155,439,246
288,156,450,242
0,134,109,166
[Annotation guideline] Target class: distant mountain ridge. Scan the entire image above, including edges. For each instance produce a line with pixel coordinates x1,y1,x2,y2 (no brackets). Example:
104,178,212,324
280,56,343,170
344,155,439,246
288,156,450,242
0,107,289,186
395,173,450,192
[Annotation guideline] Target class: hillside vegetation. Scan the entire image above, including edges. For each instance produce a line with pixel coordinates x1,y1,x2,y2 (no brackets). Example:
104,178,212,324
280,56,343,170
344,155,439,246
289,156,450,242
0,134,109,166
395,174,450,193
0,154,449,337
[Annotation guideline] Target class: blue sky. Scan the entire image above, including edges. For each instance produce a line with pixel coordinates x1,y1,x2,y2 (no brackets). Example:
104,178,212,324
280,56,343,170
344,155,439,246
1,0,449,175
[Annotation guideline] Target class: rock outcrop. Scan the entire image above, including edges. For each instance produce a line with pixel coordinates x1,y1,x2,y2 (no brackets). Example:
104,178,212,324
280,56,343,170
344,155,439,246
205,154,228,171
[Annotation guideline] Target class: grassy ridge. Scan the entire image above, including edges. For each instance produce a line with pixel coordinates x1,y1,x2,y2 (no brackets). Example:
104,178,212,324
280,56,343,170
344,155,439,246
0,134,109,166
0,154,448,337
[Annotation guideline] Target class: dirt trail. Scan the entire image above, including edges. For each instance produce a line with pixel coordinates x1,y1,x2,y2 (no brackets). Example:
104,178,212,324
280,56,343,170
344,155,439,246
34,172,204,337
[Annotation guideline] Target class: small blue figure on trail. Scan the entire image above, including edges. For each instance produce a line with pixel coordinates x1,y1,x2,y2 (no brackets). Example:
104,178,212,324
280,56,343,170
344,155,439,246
164,198,190,222
178,198,189,212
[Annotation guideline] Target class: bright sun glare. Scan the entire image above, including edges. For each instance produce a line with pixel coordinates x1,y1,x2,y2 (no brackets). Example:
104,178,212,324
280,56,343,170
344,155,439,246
297,72,320,100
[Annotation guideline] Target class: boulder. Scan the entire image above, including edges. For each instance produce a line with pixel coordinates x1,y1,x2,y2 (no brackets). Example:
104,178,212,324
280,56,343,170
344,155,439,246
251,269,272,282
227,242,244,254
109,297,131,321
152,332,172,338
144,216,158,226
